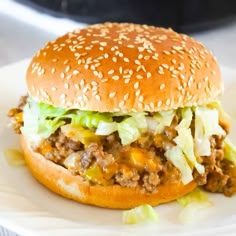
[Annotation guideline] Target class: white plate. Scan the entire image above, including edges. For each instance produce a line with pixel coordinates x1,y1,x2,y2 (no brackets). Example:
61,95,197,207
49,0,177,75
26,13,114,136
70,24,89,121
0,59,236,236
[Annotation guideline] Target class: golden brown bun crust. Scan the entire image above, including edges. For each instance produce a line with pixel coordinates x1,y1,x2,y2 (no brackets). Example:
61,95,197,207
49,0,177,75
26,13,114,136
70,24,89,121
21,135,196,209
26,23,222,112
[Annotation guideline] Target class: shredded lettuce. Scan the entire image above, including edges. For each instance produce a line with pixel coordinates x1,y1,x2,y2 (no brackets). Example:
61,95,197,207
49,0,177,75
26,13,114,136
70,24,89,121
178,201,212,224
224,138,236,165
96,112,147,145
174,128,205,174
95,121,118,136
207,100,231,122
122,204,159,224
176,108,192,130
22,98,150,146
71,111,112,128
195,107,225,137
194,107,225,157
21,98,66,144
21,98,236,188
177,188,209,207
177,188,212,224
165,146,193,184
153,110,175,134
61,124,100,145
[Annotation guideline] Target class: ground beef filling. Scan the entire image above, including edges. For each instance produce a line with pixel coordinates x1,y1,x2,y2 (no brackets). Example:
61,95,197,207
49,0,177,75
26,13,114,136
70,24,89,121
37,129,236,195
8,97,236,195
39,130,181,193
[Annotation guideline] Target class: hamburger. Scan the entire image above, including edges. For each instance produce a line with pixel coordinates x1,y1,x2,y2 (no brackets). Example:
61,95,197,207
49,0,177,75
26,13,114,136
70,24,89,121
8,22,236,209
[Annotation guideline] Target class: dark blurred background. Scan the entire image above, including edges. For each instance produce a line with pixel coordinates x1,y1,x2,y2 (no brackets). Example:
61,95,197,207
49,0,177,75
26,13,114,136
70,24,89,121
15,0,236,33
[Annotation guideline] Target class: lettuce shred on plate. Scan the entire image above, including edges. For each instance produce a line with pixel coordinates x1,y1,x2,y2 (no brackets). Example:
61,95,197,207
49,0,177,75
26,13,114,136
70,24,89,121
177,188,213,224
122,204,159,224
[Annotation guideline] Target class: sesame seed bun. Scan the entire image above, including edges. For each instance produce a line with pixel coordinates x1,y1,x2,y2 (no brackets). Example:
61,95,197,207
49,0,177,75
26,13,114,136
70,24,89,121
21,135,196,209
26,22,222,112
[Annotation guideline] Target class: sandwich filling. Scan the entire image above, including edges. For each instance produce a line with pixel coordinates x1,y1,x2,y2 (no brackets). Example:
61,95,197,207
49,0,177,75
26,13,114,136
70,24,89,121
9,96,236,195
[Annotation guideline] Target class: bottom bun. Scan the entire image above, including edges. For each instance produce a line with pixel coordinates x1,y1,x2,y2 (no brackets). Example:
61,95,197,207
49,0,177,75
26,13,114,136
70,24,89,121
21,135,197,209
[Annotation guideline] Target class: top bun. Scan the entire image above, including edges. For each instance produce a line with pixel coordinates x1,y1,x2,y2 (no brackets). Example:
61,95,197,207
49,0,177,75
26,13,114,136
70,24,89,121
26,22,222,112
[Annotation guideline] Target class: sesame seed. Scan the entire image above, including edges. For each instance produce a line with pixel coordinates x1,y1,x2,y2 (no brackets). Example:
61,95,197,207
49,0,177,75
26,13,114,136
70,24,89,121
152,55,158,60
124,57,130,62
124,78,130,84
60,94,66,99
98,72,103,79
163,50,170,55
74,84,79,90
135,60,141,65
150,102,154,109
138,47,145,52
157,100,162,107
172,70,179,75
119,101,125,107
91,81,98,86
188,80,192,87
172,45,183,51
51,68,56,74
138,54,143,59
138,95,144,102
134,82,139,89
136,75,143,79
166,99,171,106
160,83,165,90
124,93,129,100
100,42,107,46
112,57,117,62
138,103,143,109
95,95,101,101
161,64,169,69
90,65,96,70
109,92,116,98
108,70,114,75
190,68,195,74
147,72,152,78
51,87,57,91
80,79,85,86
112,75,120,80
178,85,183,91
93,71,99,77
119,52,124,57
60,72,65,79
66,74,72,80
65,65,70,73
83,95,88,102
197,82,202,89
73,70,79,75
101,78,108,83
135,89,141,96
180,74,185,80
64,83,69,89
171,59,176,64
63,59,69,64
